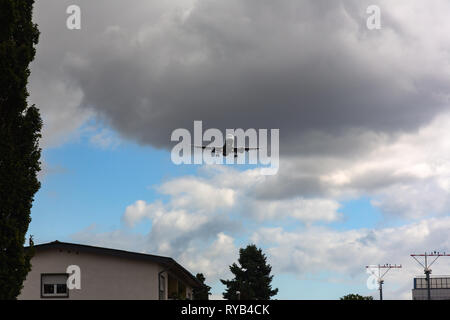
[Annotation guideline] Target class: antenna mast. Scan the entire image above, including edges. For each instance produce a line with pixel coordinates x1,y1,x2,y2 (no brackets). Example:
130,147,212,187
366,264,402,300
411,251,450,300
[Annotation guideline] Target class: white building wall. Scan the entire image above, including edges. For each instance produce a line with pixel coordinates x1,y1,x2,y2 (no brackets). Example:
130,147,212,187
18,248,179,300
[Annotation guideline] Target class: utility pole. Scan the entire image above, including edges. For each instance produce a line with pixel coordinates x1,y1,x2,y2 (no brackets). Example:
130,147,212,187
366,264,402,300
411,252,450,300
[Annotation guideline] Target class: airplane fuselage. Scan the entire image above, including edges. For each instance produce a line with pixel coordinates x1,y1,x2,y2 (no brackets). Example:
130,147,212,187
223,134,235,156
211,134,234,156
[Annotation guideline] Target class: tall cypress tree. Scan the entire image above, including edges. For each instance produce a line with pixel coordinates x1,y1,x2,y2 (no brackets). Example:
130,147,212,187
0,0,41,299
221,244,278,300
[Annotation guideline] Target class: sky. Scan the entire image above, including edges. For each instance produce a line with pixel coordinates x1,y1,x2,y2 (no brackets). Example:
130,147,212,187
27,0,450,300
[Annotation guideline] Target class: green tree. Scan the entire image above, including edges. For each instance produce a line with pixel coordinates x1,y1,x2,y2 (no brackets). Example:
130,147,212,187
0,0,41,299
193,273,211,300
221,244,278,300
340,294,374,300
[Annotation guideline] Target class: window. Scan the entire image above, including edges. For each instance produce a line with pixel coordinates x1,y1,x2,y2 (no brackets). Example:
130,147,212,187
43,284,54,294
41,274,69,298
415,278,427,289
57,284,68,294
159,275,166,300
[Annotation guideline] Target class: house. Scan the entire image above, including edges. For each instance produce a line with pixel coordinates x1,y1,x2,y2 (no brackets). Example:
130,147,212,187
18,241,202,300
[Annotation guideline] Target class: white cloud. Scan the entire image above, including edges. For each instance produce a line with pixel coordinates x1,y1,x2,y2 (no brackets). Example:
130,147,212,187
178,232,237,282
88,127,121,149
248,198,341,223
240,113,450,219
123,198,230,256
70,154,450,298
123,200,164,228
158,177,235,212
252,216,450,299
71,224,148,252
120,115,450,272
325,114,450,218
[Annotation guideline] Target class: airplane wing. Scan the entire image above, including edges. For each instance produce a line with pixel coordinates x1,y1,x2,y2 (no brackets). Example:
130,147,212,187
194,146,222,151
234,147,259,153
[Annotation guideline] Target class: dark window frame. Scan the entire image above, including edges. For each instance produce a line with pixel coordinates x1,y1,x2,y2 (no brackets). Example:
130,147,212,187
40,273,70,299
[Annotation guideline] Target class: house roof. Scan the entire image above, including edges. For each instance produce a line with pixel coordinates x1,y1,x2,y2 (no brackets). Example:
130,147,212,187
29,240,202,288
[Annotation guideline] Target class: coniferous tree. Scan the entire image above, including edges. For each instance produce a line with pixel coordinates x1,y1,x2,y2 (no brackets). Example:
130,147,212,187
193,273,211,300
0,0,41,299
221,244,278,300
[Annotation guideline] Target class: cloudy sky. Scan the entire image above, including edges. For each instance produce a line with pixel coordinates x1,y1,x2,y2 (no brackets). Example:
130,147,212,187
28,0,450,299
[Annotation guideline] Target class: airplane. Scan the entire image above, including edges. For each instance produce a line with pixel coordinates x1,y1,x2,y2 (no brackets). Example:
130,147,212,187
194,133,259,157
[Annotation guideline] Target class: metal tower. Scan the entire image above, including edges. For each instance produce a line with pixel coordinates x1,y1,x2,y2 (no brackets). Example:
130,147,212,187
366,264,402,300
411,252,450,300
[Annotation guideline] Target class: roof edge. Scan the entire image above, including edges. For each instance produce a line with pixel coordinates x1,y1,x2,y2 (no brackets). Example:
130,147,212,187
27,240,202,287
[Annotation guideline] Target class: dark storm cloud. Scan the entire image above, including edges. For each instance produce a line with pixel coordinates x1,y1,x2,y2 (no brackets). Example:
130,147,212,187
56,0,450,155
31,0,450,157
30,0,450,215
